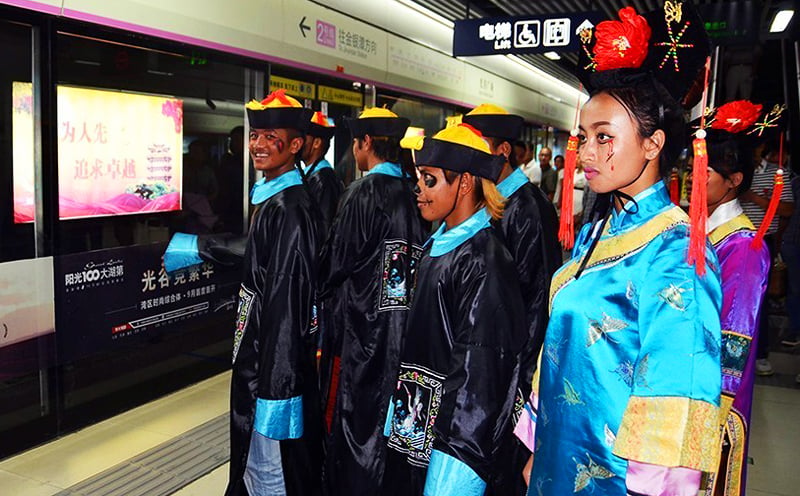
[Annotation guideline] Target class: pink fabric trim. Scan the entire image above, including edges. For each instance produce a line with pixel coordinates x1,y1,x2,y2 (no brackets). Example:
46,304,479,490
513,392,538,453
625,460,701,496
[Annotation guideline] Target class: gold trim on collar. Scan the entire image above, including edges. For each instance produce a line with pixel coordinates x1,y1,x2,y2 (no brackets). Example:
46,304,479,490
708,214,755,246
550,206,688,310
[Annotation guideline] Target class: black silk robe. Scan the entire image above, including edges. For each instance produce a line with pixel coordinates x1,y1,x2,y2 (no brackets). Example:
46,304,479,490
304,160,344,232
223,184,323,496
382,224,527,496
317,168,427,496
491,178,561,495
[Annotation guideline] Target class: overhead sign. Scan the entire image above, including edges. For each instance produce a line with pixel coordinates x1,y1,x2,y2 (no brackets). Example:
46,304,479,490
318,85,363,107
269,75,316,99
453,12,603,56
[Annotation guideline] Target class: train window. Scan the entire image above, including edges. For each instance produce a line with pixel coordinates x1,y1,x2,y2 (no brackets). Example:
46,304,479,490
54,32,251,255
376,92,461,138
2,20,36,262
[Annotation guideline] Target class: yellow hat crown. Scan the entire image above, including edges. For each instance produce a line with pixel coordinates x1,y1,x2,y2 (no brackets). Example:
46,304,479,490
245,89,303,110
467,103,510,116
358,107,399,119
433,124,492,153
401,123,492,153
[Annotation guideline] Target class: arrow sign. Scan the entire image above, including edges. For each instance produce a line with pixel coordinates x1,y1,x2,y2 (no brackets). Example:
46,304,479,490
299,16,311,38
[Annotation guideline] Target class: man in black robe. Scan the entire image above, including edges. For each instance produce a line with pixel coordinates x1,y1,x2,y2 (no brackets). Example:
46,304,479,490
382,124,527,495
166,89,323,496
318,107,427,496
302,111,344,232
463,104,561,494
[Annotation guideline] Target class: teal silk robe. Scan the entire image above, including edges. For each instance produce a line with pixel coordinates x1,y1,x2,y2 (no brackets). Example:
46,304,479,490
529,182,723,495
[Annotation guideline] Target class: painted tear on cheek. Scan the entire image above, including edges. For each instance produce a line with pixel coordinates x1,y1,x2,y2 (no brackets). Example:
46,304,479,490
606,139,615,171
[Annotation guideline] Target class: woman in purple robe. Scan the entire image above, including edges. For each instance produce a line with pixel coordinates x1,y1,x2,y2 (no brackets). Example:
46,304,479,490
700,102,771,495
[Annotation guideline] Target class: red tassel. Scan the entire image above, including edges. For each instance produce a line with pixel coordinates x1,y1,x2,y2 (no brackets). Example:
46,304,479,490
669,169,680,205
688,138,708,275
559,134,580,250
752,133,786,250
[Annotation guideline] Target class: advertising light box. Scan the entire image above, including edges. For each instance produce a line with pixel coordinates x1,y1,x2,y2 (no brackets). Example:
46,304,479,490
13,82,184,222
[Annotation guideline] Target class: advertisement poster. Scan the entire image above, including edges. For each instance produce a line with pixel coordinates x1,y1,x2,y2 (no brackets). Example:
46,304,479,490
55,243,239,361
12,82,184,222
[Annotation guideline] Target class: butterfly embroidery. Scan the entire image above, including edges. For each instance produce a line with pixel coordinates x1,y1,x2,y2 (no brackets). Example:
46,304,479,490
664,0,683,24
573,452,616,492
611,360,635,388
540,400,550,426
603,424,617,447
625,281,639,309
703,327,721,358
657,282,690,312
587,313,628,347
535,476,552,496
557,378,585,407
634,354,651,390
545,338,566,369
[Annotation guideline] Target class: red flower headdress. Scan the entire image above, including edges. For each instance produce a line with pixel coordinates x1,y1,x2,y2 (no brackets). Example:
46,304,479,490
710,100,763,134
594,7,652,70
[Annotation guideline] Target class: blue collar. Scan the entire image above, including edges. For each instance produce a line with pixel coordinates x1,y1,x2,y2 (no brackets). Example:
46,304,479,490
426,208,491,257
250,168,303,205
497,167,528,198
609,180,672,233
304,158,333,176
366,162,405,178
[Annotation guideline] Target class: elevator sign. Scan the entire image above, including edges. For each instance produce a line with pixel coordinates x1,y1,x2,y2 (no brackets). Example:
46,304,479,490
453,12,603,56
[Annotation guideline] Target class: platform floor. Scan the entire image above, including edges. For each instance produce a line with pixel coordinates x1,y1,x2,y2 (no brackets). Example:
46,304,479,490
1,354,799,495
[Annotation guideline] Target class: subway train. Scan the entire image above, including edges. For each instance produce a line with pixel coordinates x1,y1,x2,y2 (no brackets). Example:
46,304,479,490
0,0,581,459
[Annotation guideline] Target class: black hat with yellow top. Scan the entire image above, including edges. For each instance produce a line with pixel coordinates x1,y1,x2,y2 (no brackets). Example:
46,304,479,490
344,107,410,138
308,111,336,140
401,123,505,183
462,103,524,143
245,89,313,131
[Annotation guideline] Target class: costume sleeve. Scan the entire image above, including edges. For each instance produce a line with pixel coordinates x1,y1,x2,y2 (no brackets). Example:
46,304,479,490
424,255,525,496
317,183,380,299
612,228,723,473
163,232,247,272
717,236,770,418
314,170,345,231
505,195,549,406
250,206,318,441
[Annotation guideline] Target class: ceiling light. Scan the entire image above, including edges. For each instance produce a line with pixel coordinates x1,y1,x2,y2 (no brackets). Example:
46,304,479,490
395,0,454,28
544,51,561,60
770,9,794,33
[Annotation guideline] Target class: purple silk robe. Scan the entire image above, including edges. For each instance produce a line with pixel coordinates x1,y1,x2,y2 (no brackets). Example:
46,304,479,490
705,204,770,496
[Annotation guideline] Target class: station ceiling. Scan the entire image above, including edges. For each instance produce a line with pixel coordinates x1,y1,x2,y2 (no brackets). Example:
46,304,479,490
410,0,793,88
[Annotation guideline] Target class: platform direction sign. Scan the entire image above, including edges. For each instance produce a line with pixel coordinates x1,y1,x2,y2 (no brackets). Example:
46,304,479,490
453,12,603,56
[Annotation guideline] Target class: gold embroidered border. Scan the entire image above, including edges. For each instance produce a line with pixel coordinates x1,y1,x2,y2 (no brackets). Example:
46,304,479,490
708,214,755,246
613,395,721,471
718,394,734,427
722,410,747,496
550,206,688,309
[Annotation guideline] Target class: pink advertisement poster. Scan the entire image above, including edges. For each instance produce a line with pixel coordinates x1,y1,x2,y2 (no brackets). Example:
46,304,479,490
12,83,183,222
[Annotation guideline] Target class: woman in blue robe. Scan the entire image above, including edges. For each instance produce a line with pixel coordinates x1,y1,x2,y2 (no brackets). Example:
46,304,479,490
517,5,723,496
